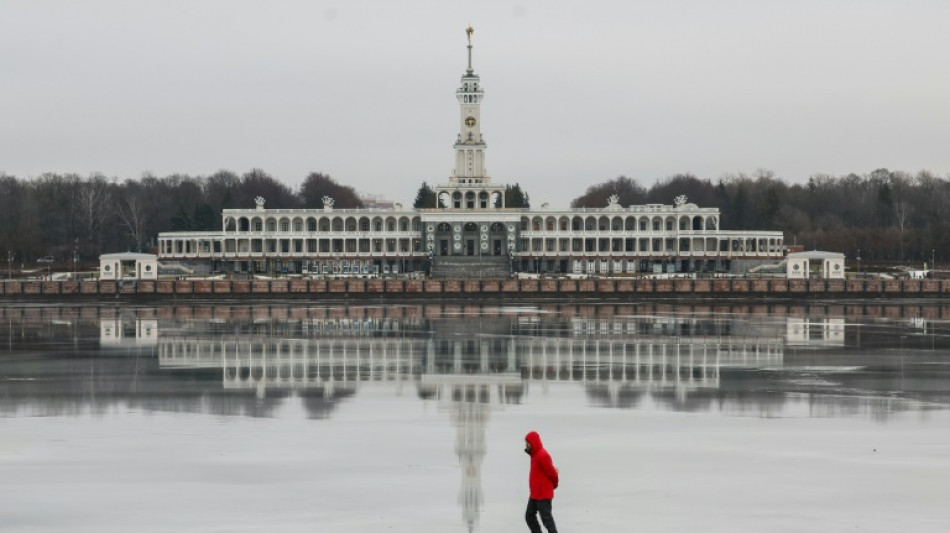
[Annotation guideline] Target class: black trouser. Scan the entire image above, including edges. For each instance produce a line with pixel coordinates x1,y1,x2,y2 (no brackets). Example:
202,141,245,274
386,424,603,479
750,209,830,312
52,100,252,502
525,498,558,533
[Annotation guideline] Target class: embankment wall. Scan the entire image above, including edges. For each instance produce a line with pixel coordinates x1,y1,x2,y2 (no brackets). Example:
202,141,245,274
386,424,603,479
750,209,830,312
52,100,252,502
1,278,947,301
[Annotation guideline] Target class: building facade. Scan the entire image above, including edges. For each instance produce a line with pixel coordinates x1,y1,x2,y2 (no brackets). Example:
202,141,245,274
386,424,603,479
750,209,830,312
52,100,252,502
158,27,784,277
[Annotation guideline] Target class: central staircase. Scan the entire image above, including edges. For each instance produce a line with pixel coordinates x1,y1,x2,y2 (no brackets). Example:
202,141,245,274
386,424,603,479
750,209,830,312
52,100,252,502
430,255,512,279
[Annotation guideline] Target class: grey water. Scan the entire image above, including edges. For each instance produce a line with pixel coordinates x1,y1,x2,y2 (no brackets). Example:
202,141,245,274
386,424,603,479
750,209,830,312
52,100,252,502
2,302,949,533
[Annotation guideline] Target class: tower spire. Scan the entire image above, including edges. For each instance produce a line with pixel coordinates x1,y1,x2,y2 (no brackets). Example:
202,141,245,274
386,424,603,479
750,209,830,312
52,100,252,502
466,24,474,74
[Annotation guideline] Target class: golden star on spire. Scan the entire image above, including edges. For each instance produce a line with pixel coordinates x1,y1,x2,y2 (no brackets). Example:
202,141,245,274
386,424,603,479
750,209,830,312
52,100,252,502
466,24,474,44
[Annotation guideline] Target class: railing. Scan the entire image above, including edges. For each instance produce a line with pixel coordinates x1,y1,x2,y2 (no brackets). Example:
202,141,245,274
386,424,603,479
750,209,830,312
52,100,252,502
519,229,781,237
162,230,421,238
221,208,419,216
512,250,783,258
160,251,428,259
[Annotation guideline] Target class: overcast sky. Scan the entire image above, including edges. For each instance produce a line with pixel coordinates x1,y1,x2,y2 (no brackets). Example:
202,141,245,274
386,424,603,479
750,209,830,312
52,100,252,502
2,1,948,207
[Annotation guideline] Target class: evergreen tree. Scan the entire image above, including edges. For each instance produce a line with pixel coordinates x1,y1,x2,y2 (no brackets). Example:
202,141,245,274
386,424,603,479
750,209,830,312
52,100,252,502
170,206,192,231
413,181,436,208
192,203,216,231
504,183,530,208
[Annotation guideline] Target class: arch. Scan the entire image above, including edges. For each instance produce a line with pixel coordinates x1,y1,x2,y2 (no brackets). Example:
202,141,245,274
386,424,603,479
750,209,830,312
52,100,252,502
344,217,357,232
639,217,648,231
385,217,397,231
572,216,583,231
531,216,543,231
665,217,675,231
520,217,530,231
319,217,331,232
558,216,570,231
490,222,505,232
223,217,236,232
238,217,250,232
611,216,623,231
679,216,689,231
292,217,304,232
437,222,452,232
651,216,662,231
358,216,370,232
278,217,290,232
399,217,410,232
625,216,636,231
490,191,502,207
331,218,343,232
266,218,277,232
306,217,318,232
585,217,596,231
372,216,384,232
411,217,421,231
598,216,609,231
544,217,556,231
463,222,478,232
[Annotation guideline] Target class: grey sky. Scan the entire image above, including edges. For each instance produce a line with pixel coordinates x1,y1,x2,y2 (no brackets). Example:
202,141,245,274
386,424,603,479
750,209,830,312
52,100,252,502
2,1,948,206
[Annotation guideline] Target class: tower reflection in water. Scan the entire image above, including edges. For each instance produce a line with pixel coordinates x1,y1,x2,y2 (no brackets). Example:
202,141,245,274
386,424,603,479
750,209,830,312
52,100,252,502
115,309,843,532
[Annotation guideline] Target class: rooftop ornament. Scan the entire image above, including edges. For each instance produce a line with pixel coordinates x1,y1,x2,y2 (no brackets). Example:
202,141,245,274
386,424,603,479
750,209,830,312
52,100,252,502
254,196,266,211
605,194,622,211
322,195,335,211
674,195,688,207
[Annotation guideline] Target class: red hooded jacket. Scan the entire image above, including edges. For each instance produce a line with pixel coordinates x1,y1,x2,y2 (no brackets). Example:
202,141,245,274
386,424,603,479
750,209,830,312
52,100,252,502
525,431,559,500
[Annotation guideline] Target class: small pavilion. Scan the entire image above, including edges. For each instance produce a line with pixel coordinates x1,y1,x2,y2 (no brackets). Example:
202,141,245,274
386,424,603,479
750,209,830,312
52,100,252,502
99,252,159,280
785,251,845,279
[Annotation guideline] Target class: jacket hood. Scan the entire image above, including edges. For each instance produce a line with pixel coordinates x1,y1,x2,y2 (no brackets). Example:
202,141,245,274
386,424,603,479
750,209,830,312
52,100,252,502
525,431,543,452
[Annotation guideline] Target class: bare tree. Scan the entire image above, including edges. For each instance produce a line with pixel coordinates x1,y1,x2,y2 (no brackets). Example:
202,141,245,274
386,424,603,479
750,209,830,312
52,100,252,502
895,199,911,261
76,175,112,254
116,195,148,252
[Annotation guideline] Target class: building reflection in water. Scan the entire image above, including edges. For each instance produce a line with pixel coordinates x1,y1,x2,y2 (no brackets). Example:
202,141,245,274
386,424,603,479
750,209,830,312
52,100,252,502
100,318,158,347
139,312,843,533
0,303,914,533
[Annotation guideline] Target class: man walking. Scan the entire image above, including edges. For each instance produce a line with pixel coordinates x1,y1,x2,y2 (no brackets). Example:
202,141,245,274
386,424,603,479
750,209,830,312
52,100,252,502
524,430,559,533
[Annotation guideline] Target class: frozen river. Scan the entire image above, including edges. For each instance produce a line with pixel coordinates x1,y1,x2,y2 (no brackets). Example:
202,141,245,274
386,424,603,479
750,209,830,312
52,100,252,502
2,302,949,532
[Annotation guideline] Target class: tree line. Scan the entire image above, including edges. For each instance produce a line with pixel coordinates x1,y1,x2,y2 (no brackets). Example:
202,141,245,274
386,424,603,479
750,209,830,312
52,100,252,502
0,169,362,264
3,166,947,266
571,168,950,264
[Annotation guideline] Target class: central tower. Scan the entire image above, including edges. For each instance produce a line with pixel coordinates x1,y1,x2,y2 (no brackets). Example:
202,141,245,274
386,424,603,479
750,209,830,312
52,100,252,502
454,24,487,182
434,25,507,210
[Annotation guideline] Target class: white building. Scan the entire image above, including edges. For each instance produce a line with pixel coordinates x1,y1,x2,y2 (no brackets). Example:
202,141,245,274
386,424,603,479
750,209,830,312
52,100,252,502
784,250,845,279
99,252,159,280
158,27,784,278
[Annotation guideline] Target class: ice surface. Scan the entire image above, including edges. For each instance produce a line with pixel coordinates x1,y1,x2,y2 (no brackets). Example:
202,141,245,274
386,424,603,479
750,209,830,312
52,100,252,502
2,303,949,532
